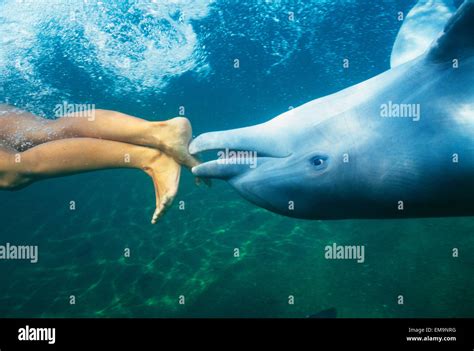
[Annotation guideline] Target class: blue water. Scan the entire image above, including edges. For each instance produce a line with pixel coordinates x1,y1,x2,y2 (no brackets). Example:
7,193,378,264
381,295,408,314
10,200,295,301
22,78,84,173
0,0,473,317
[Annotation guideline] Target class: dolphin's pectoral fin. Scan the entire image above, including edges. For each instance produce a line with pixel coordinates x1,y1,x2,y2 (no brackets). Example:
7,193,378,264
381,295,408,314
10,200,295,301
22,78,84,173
427,0,474,63
390,0,456,68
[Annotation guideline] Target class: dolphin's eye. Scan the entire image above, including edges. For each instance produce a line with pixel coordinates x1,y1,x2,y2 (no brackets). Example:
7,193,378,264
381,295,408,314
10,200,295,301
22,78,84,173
310,156,328,169
313,158,324,166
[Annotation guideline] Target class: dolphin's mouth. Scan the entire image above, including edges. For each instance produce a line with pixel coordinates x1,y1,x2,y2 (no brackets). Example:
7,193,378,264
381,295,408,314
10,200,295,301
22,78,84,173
190,147,287,180
189,127,290,179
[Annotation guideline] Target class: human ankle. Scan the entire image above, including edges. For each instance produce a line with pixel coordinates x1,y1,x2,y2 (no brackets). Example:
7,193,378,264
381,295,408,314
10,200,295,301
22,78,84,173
141,148,162,173
150,121,172,151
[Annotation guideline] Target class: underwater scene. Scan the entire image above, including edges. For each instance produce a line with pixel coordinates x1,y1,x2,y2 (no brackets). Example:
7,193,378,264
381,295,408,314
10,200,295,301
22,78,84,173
0,0,473,318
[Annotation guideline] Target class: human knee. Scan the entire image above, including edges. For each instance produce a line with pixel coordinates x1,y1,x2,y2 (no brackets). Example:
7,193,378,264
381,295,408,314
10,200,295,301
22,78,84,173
0,151,31,190
0,172,24,190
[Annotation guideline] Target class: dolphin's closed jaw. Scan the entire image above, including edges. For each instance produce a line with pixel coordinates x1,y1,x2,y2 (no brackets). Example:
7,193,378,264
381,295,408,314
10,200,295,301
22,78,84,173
189,124,290,179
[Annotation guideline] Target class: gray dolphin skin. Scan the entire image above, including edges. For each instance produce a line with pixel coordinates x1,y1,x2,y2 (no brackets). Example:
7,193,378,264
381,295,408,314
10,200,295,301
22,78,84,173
190,0,474,220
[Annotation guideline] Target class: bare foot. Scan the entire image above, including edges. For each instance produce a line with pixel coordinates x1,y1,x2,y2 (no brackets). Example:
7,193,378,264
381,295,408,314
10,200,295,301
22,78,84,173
155,117,200,169
143,152,181,224
153,117,211,187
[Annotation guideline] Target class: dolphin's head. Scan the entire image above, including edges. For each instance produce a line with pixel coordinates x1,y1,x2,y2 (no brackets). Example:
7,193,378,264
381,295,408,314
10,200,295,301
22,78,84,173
189,108,356,219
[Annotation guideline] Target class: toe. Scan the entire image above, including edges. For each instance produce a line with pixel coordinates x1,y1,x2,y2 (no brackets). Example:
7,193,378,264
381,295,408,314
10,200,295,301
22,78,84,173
182,154,201,170
151,194,175,224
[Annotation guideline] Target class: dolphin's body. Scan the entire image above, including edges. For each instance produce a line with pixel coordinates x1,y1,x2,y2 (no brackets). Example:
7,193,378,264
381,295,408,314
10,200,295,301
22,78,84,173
190,0,474,220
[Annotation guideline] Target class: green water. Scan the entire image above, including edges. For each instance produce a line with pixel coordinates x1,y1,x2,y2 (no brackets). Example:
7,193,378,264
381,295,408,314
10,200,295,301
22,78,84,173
0,170,472,318
0,0,472,318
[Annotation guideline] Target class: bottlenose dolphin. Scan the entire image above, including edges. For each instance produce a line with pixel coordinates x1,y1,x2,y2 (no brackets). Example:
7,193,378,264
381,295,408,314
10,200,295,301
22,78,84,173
190,0,474,220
